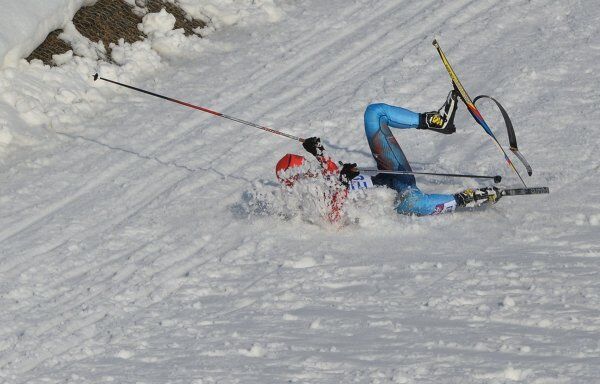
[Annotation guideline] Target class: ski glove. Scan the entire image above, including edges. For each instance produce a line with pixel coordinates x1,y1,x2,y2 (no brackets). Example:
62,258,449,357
339,163,359,186
302,136,324,157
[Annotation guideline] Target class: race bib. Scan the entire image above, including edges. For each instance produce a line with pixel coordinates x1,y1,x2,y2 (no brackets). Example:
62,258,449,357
349,174,374,191
433,200,457,215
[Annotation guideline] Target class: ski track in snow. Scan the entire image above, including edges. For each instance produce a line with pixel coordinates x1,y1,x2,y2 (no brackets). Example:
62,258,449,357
1,0,600,383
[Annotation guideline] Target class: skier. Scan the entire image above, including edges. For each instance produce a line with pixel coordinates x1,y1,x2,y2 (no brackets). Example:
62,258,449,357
276,90,501,217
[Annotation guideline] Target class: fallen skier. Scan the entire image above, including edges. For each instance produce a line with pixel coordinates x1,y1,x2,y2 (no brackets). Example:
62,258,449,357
93,73,547,221
275,91,501,219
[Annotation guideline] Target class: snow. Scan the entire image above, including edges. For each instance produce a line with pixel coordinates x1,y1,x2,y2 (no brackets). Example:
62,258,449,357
176,0,284,29
0,124,12,146
141,8,177,35
1,0,600,383
138,8,202,58
0,0,93,68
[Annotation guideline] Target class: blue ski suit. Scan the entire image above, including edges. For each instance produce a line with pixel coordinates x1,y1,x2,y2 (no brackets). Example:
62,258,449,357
364,103,457,215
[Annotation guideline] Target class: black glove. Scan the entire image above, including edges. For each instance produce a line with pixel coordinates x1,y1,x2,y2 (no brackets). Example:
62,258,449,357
302,137,324,157
339,162,359,185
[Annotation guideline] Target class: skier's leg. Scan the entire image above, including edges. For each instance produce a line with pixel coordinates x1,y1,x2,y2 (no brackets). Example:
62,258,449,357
397,185,502,216
363,103,457,216
396,189,457,216
363,103,419,190
364,103,420,133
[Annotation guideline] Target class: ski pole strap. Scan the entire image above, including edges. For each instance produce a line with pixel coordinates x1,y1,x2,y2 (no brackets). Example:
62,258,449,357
473,95,533,176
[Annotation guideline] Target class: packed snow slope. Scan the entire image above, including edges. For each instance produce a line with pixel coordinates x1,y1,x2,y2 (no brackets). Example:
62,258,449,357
1,1,600,383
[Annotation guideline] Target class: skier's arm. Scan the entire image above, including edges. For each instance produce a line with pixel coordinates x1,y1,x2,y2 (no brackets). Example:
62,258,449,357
302,136,359,185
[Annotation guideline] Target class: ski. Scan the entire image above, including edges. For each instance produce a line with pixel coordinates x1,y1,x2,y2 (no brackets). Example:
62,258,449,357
500,187,549,197
432,39,528,188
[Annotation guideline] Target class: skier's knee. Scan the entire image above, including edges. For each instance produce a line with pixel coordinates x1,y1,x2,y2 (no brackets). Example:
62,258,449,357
365,103,387,120
364,103,388,137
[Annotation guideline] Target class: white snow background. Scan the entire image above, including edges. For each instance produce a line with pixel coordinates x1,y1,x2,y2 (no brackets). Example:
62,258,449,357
1,0,599,383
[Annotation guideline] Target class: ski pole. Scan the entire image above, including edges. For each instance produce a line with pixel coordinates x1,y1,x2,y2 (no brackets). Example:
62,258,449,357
358,168,502,183
93,74,304,142
432,40,527,188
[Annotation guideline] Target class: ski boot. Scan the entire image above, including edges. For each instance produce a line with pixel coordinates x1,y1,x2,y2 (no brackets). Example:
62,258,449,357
454,186,501,208
418,90,459,134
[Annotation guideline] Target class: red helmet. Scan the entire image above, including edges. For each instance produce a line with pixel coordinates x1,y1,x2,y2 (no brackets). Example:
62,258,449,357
276,153,341,186
275,153,346,222
275,154,306,186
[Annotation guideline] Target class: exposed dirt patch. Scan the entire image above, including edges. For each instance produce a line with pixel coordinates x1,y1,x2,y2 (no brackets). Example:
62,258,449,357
26,0,205,66
74,0,145,48
26,30,72,65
